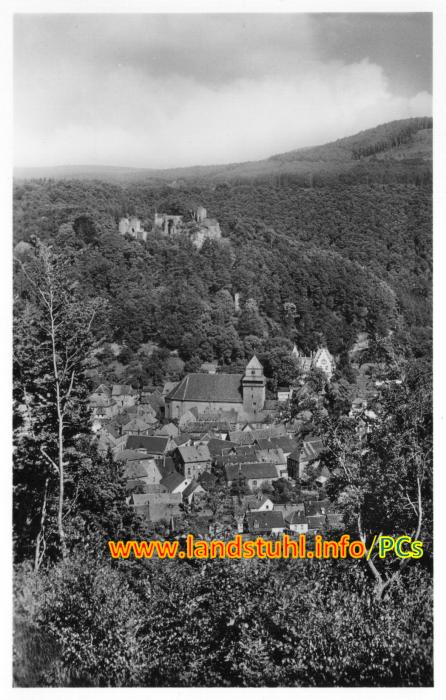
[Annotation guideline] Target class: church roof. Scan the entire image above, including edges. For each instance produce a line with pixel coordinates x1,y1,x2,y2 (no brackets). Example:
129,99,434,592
166,373,244,404
246,355,263,370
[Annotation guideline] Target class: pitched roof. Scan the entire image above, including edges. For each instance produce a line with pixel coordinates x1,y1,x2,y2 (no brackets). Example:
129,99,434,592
160,471,188,492
305,499,331,516
269,436,298,453
301,438,324,461
224,462,278,482
183,480,206,498
112,384,137,396
207,438,238,457
177,444,211,463
131,493,151,506
235,444,258,457
307,515,326,529
166,373,244,403
251,425,287,441
162,381,179,397
174,434,193,447
122,417,154,431
250,497,274,511
124,460,159,480
116,449,151,462
158,422,179,437
228,430,255,445
246,510,285,531
92,383,111,395
154,456,176,478
125,435,171,454
286,511,308,525
313,347,334,364
255,448,286,465
246,355,263,370
241,462,278,479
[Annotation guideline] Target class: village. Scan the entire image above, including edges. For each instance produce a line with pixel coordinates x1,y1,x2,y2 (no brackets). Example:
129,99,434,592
89,344,378,541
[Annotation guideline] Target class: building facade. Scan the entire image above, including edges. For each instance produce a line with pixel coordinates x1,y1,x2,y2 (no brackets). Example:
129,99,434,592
165,356,266,420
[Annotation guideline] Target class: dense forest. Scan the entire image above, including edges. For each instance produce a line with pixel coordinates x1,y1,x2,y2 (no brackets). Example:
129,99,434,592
13,174,432,366
13,117,433,686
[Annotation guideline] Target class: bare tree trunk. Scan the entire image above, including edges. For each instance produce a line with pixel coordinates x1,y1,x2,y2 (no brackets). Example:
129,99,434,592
358,477,423,601
34,477,49,572
48,286,67,559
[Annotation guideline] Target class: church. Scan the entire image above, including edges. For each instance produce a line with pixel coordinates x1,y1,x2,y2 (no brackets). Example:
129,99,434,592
165,356,266,421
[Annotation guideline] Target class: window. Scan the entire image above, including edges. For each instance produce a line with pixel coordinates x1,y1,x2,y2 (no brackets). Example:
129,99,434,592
252,480,257,486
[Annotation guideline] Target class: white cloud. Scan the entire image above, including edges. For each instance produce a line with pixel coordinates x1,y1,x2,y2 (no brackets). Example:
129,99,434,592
14,48,432,167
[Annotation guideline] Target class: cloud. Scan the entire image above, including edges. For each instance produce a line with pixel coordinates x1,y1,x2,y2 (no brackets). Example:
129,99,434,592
13,15,432,168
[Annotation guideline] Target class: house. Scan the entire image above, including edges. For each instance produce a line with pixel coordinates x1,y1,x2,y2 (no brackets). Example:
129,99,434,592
178,409,199,429
157,422,179,438
182,480,207,505
268,436,298,458
96,422,127,454
165,356,266,420
207,438,238,458
154,455,177,478
89,384,111,404
245,510,285,536
141,389,165,417
217,452,260,469
250,424,287,441
305,499,331,516
228,430,255,445
131,493,182,523
225,462,279,491
293,346,335,380
254,448,287,478
285,511,309,534
307,515,326,533
111,384,138,409
125,434,174,456
312,348,335,380
250,496,274,512
175,444,212,479
232,446,258,463
91,396,118,421
287,438,324,480
277,387,292,402
121,417,156,436
314,465,331,488
232,494,275,514
123,457,164,492
174,433,194,448
159,471,190,495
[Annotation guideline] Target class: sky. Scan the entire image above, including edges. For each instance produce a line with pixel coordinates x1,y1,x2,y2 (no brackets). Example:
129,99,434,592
14,13,432,168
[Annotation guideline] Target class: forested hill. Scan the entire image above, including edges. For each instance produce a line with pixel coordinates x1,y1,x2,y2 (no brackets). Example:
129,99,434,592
14,117,432,185
13,166,432,367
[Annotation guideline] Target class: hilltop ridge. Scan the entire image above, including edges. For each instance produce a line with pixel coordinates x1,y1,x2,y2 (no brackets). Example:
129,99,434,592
14,117,432,184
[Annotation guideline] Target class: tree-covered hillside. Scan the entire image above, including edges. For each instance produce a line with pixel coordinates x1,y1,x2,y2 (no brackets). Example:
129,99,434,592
13,175,432,363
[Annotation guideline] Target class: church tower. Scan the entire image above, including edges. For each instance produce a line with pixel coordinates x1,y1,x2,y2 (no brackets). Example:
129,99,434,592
242,356,266,414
